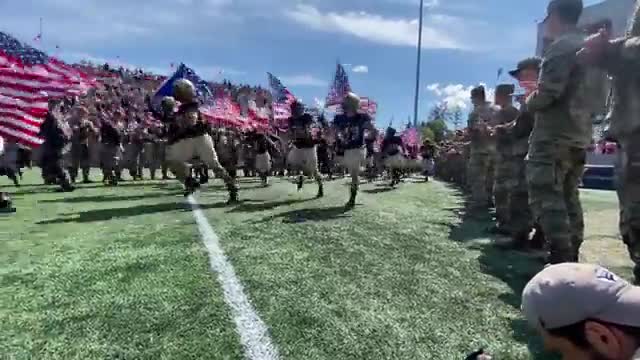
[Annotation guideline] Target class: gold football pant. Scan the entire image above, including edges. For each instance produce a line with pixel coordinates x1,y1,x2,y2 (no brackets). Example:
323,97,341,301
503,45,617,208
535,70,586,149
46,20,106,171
167,135,234,187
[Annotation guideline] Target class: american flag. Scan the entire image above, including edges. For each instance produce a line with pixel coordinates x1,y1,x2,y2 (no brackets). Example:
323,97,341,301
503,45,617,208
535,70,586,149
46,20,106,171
267,72,296,129
329,97,378,117
179,64,213,101
152,63,212,108
201,94,244,129
0,31,93,147
267,72,294,103
325,63,351,106
401,127,421,147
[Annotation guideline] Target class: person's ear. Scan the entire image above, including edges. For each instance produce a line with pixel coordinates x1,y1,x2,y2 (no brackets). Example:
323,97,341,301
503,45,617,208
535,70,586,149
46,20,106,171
584,321,622,359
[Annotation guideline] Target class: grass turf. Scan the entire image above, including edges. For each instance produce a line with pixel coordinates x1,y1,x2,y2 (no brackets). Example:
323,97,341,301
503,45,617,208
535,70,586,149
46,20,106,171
1,171,243,359
0,170,629,359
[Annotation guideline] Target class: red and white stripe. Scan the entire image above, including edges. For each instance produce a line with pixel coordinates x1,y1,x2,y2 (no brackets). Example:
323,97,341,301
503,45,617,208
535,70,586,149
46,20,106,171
327,96,378,117
0,53,91,147
0,93,47,146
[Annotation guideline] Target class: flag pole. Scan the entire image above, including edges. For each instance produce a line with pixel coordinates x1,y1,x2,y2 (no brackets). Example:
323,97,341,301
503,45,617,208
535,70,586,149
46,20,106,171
413,0,424,128
39,17,43,44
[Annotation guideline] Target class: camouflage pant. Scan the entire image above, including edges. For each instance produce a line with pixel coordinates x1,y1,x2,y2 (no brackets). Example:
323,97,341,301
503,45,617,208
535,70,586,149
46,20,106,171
468,152,493,209
41,148,71,187
100,144,121,178
494,152,514,225
124,143,144,178
527,142,585,262
69,143,91,182
144,142,167,178
509,154,533,236
616,139,640,282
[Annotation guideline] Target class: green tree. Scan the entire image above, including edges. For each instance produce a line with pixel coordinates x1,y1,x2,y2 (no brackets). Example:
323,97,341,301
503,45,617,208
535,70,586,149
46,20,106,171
421,126,435,142
425,119,449,143
428,103,450,123
451,106,463,130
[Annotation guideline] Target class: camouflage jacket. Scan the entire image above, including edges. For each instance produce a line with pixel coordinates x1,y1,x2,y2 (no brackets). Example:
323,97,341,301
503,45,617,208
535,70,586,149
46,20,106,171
527,31,598,149
495,105,520,154
601,36,640,140
467,102,498,154
510,108,536,156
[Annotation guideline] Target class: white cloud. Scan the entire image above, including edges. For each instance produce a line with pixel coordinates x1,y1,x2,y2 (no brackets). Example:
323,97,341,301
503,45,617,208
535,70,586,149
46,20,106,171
280,74,327,87
59,52,243,80
0,0,242,48
383,0,439,6
352,65,369,73
194,65,246,80
61,52,139,69
426,83,494,110
284,4,465,50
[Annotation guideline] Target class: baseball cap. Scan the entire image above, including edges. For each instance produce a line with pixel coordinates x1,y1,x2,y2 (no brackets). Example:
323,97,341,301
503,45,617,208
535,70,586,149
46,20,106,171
509,57,542,79
522,263,640,330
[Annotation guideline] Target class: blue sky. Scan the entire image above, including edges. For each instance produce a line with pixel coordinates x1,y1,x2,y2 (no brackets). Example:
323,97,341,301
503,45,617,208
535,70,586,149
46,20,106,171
0,0,603,127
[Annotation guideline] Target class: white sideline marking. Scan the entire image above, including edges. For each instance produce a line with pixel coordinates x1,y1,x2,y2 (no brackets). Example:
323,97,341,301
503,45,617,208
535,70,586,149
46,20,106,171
187,195,280,360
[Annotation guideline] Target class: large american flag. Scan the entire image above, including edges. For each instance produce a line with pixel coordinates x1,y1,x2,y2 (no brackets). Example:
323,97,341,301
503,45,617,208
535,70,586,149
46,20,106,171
267,72,294,103
328,97,378,117
267,72,296,129
0,32,93,147
325,63,351,106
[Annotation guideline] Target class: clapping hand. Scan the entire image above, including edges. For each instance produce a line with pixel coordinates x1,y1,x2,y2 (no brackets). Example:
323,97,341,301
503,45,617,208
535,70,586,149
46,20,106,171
577,28,610,64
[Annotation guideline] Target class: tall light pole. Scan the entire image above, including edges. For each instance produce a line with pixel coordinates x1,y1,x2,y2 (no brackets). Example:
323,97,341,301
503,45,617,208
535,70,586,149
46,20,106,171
412,0,424,128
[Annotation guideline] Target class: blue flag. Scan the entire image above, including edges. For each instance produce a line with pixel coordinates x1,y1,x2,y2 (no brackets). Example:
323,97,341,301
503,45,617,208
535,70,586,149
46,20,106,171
152,63,212,106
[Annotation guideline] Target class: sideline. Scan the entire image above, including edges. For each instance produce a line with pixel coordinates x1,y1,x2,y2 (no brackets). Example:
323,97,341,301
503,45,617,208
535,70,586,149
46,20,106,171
188,195,280,360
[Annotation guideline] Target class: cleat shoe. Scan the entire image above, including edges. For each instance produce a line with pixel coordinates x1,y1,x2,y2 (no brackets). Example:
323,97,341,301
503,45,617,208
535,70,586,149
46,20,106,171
0,193,16,213
183,177,200,197
345,198,356,209
487,224,511,236
297,175,304,191
225,183,240,205
199,174,209,185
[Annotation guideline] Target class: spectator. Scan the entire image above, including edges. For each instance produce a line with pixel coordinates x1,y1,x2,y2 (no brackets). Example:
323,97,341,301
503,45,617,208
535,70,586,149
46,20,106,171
522,263,640,360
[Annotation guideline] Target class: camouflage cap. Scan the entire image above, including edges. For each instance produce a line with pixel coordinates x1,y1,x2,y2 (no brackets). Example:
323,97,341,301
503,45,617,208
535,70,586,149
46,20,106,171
495,84,515,97
522,263,640,330
509,57,542,78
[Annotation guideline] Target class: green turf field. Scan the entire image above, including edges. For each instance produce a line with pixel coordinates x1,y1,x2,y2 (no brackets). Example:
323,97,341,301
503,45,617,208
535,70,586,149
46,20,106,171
0,171,632,359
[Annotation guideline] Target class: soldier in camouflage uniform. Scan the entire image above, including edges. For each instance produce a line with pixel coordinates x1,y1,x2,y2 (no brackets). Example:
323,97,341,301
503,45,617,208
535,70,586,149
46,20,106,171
492,84,520,234
100,113,124,186
526,0,602,263
125,117,145,180
144,120,168,180
499,57,546,250
467,86,498,212
579,0,640,283
68,107,97,184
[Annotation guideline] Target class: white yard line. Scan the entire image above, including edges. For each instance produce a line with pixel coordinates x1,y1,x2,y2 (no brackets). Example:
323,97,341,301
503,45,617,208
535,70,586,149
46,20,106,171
187,195,280,360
